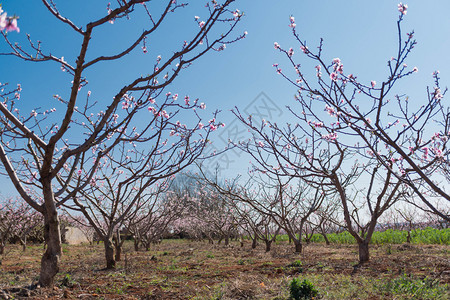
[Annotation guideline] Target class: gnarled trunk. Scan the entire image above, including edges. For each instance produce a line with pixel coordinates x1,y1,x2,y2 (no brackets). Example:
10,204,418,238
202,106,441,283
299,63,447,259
358,240,370,263
39,207,62,287
104,238,115,269
134,239,139,251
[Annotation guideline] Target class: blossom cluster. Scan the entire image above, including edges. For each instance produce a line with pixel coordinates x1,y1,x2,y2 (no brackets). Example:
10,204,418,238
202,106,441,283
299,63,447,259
398,3,408,15
0,6,19,32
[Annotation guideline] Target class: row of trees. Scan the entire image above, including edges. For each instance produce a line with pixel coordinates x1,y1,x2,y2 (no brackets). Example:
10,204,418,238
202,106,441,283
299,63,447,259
2,175,445,270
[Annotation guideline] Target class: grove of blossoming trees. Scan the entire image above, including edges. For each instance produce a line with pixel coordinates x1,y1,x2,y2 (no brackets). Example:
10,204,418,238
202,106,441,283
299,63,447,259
0,0,244,287
0,1,449,294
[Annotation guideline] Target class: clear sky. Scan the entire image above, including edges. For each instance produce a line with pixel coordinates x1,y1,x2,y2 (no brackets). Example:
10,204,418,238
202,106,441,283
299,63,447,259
1,0,450,196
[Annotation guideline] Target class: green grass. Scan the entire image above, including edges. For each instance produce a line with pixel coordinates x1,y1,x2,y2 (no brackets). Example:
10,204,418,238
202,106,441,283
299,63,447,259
277,227,450,245
377,274,449,299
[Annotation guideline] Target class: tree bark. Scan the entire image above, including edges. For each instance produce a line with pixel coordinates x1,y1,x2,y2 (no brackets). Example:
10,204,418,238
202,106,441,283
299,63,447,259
114,231,122,261
224,235,229,246
358,240,370,263
0,240,5,255
134,239,139,251
321,231,330,245
264,240,272,252
21,235,27,252
115,244,122,262
251,238,257,249
294,241,302,253
104,238,115,269
39,207,62,287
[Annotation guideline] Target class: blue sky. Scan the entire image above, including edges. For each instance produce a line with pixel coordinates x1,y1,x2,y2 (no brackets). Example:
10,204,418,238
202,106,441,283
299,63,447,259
1,0,450,196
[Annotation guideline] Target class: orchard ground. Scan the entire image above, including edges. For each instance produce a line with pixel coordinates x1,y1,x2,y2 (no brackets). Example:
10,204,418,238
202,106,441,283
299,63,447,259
0,237,448,299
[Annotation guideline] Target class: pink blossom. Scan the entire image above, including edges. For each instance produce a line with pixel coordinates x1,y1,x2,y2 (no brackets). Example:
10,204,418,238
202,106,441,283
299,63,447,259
184,96,190,105
209,124,217,131
330,72,338,82
371,80,376,88
288,48,294,57
258,141,264,147
200,103,206,109
322,132,337,141
199,21,205,28
288,16,296,28
161,110,169,118
413,67,418,72
3,17,20,33
274,42,280,49
398,3,408,15
198,122,204,129
434,88,443,100
300,45,308,53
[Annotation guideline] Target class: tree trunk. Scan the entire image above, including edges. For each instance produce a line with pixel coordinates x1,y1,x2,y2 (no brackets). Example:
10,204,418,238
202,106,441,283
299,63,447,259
0,240,5,255
21,235,27,252
224,235,229,246
114,230,122,261
104,238,115,269
358,240,370,263
321,231,330,245
264,240,272,252
39,208,62,287
251,238,257,249
115,244,122,262
134,239,139,251
294,240,302,253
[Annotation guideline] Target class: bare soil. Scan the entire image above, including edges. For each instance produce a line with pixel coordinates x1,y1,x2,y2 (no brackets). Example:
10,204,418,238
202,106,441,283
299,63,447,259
0,240,448,299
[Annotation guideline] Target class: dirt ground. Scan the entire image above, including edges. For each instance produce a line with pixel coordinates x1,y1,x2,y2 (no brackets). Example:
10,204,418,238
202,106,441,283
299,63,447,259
0,240,448,299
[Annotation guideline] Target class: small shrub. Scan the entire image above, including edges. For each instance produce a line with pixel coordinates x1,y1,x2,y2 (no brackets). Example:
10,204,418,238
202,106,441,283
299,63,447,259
291,260,302,267
289,278,318,300
287,260,303,273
